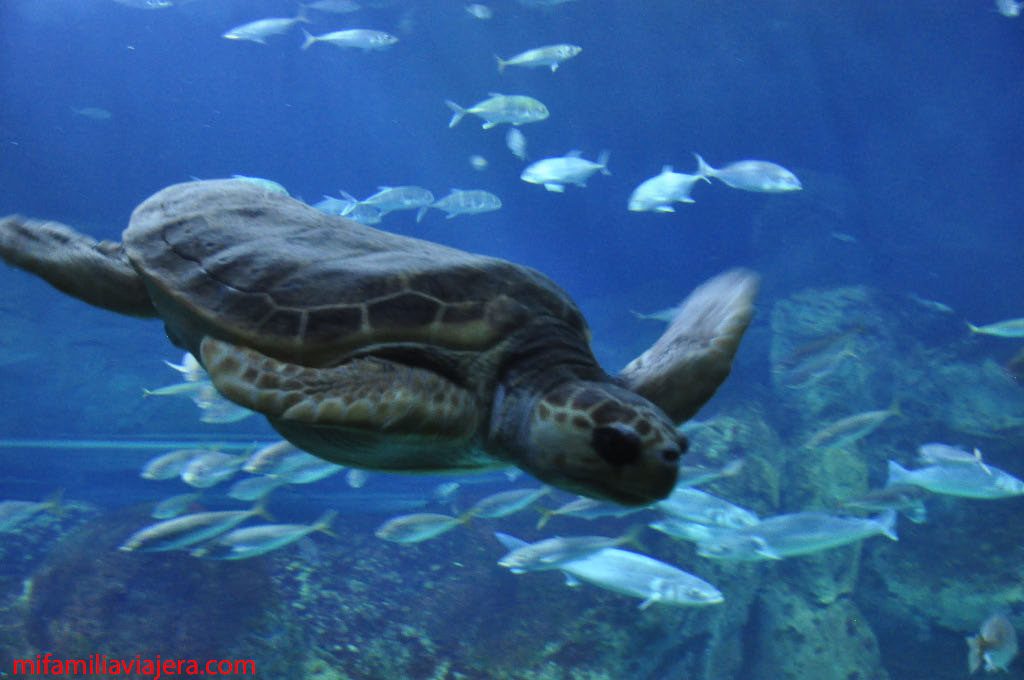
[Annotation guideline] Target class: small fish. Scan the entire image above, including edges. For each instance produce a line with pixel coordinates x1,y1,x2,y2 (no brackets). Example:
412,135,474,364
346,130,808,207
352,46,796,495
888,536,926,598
71,107,112,121
446,94,549,129
829,231,858,243
655,488,760,529
803,403,900,450
465,3,493,19
469,155,489,171
303,0,362,13
968,613,1018,673
151,492,202,520
425,189,502,219
375,512,466,544
917,443,990,475
995,0,1023,18
243,440,300,474
495,528,641,573
340,186,434,218
696,510,897,561
536,496,644,529
192,510,337,560
194,385,255,423
521,150,610,193
967,318,1024,338
141,448,208,480
627,166,709,212
675,458,745,488
324,197,383,224
694,153,801,193
886,460,1024,499
120,501,271,552
839,485,928,524
495,44,582,73
648,517,724,543
776,345,856,391
301,29,398,51
555,546,723,609
345,468,370,488
181,452,246,488
223,14,310,45
466,487,549,519
112,0,173,9
231,175,289,196
275,458,343,484
0,492,62,532
506,128,528,161
227,475,285,501
906,292,954,315
143,379,212,398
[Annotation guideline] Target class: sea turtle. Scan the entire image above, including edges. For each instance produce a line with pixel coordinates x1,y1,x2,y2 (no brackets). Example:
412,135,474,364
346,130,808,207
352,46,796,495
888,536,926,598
0,180,757,505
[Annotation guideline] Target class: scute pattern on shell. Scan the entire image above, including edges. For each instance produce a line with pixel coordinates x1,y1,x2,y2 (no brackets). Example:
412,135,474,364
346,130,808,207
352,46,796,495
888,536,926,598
124,180,587,366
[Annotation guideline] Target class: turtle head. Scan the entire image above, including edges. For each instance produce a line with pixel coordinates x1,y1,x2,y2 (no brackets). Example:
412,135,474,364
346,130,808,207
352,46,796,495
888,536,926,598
514,380,685,506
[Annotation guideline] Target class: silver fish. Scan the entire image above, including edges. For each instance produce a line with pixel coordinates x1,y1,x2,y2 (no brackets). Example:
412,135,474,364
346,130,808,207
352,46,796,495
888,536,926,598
181,452,246,488
495,44,582,73
425,189,501,219
496,529,639,573
120,502,270,552
301,29,398,51
375,512,465,544
694,153,801,192
675,458,745,488
446,94,549,129
466,487,549,519
697,510,897,561
521,151,610,193
839,485,928,524
243,440,300,474
151,492,202,520
886,460,1024,499
917,443,990,475
340,186,434,218
627,165,710,212
192,510,337,560
275,458,343,484
655,488,760,528
995,0,1023,18
536,496,644,529
506,128,528,161
227,475,285,501
141,448,208,480
967,318,1024,338
803,404,900,450
223,14,309,45
465,4,493,20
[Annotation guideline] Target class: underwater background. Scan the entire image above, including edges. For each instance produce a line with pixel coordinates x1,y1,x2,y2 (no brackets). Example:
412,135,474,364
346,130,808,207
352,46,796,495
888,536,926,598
0,1,1022,678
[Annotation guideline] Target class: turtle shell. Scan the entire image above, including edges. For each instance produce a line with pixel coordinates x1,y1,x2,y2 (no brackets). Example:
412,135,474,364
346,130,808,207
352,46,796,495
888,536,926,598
124,180,587,367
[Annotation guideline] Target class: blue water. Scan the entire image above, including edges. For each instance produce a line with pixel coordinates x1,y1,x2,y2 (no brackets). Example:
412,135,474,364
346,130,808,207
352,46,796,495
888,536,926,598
1,1,1023,678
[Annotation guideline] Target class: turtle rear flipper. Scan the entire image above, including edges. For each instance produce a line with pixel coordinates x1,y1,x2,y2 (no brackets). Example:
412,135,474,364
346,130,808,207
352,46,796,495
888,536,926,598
201,337,483,468
0,216,156,317
619,269,759,424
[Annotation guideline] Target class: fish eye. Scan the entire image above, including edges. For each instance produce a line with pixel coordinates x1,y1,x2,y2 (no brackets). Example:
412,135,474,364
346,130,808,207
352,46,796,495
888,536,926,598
591,424,642,467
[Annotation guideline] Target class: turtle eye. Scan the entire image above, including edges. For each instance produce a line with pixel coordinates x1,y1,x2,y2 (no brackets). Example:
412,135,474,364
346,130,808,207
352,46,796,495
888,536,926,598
591,424,642,466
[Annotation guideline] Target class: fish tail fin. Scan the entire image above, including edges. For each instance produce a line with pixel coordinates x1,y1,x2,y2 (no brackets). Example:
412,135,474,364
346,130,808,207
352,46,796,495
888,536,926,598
445,100,466,128
620,523,646,550
300,28,317,50
44,489,66,518
966,321,982,334
693,153,714,181
535,508,554,530
415,205,430,223
720,458,746,478
967,634,983,674
493,531,528,551
885,460,911,488
456,510,475,524
876,509,899,541
597,149,611,175
313,509,339,537
252,497,274,522
495,55,507,74
338,190,359,215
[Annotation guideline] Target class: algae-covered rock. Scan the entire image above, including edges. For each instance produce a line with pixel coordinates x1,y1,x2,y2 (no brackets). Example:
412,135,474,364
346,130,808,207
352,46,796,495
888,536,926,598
745,583,890,680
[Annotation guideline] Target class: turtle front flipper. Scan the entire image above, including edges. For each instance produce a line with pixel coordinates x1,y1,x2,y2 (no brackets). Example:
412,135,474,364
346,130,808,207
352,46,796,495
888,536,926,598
0,216,156,317
619,269,759,424
200,336,481,440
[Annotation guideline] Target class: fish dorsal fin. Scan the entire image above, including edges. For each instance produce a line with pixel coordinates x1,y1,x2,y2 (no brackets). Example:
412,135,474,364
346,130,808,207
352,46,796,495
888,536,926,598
661,165,674,174
565,149,583,157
